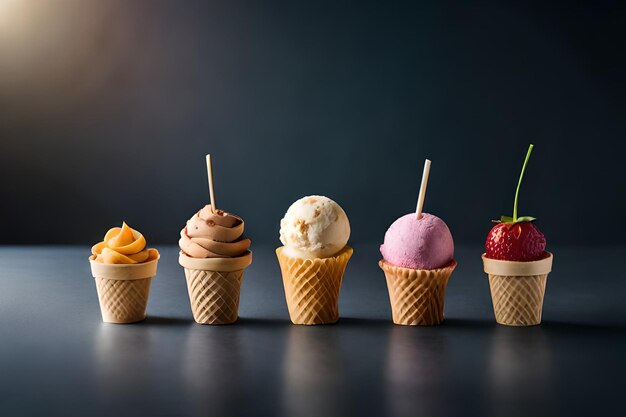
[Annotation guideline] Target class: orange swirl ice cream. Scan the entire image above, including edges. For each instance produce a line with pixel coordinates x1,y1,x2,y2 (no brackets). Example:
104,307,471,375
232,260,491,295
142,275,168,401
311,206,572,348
89,222,159,324
91,222,159,264
179,205,251,258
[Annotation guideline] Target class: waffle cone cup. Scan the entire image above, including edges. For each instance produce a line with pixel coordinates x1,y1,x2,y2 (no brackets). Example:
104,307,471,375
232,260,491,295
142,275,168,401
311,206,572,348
379,260,456,325
276,246,353,325
89,255,159,324
179,252,252,325
482,252,553,326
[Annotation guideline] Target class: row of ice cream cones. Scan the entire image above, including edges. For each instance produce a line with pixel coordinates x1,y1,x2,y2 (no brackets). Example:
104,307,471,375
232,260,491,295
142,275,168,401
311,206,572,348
90,244,553,327
90,147,554,327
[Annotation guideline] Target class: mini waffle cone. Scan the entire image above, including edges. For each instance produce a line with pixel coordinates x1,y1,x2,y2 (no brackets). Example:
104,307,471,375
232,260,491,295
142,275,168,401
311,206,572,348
179,252,252,325
89,256,159,324
482,253,553,326
183,268,244,324
379,260,456,325
94,277,152,323
276,246,353,325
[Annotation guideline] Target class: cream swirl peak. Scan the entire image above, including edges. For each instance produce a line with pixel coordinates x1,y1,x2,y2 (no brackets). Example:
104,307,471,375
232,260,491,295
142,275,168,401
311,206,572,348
179,205,251,258
91,222,159,264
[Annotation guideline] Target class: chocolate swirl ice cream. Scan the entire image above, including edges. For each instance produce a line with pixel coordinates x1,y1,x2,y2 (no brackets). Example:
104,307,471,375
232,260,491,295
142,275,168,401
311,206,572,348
179,205,251,258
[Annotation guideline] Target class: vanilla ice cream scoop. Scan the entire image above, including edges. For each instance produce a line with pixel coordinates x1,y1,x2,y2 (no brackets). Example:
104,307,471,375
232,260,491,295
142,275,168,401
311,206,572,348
279,195,350,259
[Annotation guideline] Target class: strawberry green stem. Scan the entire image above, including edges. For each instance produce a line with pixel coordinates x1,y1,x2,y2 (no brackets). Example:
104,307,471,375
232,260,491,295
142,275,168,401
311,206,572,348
513,144,534,222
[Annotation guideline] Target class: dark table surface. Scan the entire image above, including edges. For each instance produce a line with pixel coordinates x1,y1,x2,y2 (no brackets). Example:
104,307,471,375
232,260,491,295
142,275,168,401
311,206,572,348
0,244,624,417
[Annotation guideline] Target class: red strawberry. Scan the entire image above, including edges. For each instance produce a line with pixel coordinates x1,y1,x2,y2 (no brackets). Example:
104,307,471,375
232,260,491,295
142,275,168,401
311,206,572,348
485,143,548,262
485,221,546,261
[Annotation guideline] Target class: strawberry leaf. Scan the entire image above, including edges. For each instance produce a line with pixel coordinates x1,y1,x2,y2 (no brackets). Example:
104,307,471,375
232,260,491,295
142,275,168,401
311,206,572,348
499,215,536,223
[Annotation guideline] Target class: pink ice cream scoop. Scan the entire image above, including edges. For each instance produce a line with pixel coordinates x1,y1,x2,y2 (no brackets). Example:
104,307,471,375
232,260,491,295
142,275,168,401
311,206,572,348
380,213,454,270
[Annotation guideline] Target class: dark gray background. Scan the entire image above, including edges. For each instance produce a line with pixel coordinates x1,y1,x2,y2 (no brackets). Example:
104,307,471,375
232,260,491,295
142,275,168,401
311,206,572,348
1,0,624,246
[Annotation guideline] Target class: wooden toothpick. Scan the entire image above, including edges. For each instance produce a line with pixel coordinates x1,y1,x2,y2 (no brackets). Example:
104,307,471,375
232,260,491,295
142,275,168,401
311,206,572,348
415,159,431,219
206,154,216,213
